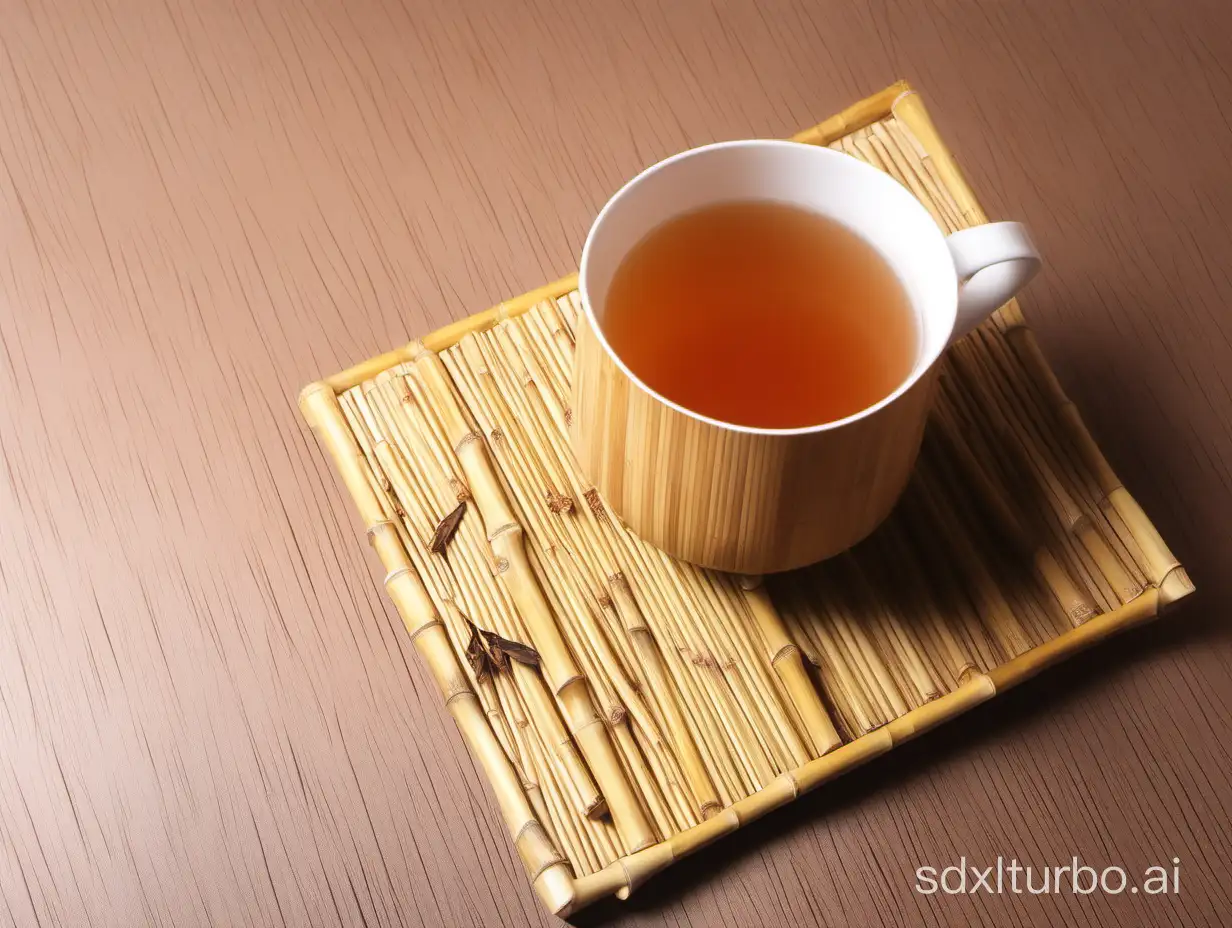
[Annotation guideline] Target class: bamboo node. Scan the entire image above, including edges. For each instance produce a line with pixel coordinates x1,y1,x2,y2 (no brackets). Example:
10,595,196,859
596,592,613,609
529,856,569,883
492,555,511,574
563,407,573,427
574,714,605,734
769,644,800,666
489,522,521,542
888,85,918,115
406,616,443,644
583,489,608,523
784,771,801,799
382,566,413,586
546,491,575,513
607,706,627,726
490,427,507,445
365,520,397,546
1068,604,1096,623
454,431,483,453
956,664,980,686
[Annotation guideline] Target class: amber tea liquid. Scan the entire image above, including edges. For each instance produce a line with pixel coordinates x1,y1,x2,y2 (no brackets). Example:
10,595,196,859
601,200,917,429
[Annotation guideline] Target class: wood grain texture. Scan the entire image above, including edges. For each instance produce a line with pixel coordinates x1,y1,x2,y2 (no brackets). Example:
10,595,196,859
1,1,1229,926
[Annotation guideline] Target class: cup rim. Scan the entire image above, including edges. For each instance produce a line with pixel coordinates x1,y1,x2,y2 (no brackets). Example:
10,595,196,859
578,138,955,436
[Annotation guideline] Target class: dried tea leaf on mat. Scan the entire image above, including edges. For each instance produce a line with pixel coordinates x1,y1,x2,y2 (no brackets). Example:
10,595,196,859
429,501,467,554
463,616,540,682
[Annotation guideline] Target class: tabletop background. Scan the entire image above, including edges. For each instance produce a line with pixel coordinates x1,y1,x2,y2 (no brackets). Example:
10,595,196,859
2,1,1230,926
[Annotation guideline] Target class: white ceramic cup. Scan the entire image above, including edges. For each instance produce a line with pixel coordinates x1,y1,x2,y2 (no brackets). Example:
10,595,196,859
570,140,1041,573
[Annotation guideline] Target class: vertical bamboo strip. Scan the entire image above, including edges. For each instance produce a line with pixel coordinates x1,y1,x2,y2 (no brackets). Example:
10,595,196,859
950,340,1145,607
738,576,842,756
671,563,807,774
939,365,1121,613
866,521,978,686
804,565,905,724
841,555,942,703
410,349,657,852
929,406,1096,625
876,119,967,233
607,572,721,819
912,468,1032,660
613,535,748,805
300,384,575,911
364,373,608,823
971,321,1145,580
688,577,800,773
965,327,1149,598
776,585,870,737
639,553,775,793
706,572,813,768
996,307,1192,604
896,489,1004,673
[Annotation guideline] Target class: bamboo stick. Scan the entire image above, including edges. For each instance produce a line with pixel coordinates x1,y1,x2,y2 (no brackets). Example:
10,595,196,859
950,339,1145,608
738,576,842,756
996,308,1192,605
688,577,798,773
929,407,1096,626
363,374,608,823
704,572,811,769
776,583,869,737
609,572,721,819
841,554,942,704
300,384,575,912
791,81,911,147
964,328,1149,599
409,349,657,852
804,565,904,724
938,369,1120,615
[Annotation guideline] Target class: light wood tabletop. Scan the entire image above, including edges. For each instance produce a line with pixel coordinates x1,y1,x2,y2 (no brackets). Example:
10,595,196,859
2,1,1230,925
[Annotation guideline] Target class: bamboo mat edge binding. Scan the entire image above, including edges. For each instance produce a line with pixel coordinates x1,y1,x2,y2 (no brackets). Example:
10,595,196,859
299,81,1193,917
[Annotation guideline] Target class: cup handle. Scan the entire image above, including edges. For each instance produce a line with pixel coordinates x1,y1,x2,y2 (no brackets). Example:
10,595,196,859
946,221,1041,343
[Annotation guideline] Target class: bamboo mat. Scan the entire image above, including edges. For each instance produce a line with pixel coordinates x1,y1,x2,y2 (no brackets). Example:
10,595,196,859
299,82,1192,916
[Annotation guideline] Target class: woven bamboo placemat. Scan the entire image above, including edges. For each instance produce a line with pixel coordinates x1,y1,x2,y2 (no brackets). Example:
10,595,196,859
299,81,1193,916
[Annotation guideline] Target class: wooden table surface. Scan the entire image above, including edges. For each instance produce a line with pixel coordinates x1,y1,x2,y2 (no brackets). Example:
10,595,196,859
3,1,1230,925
